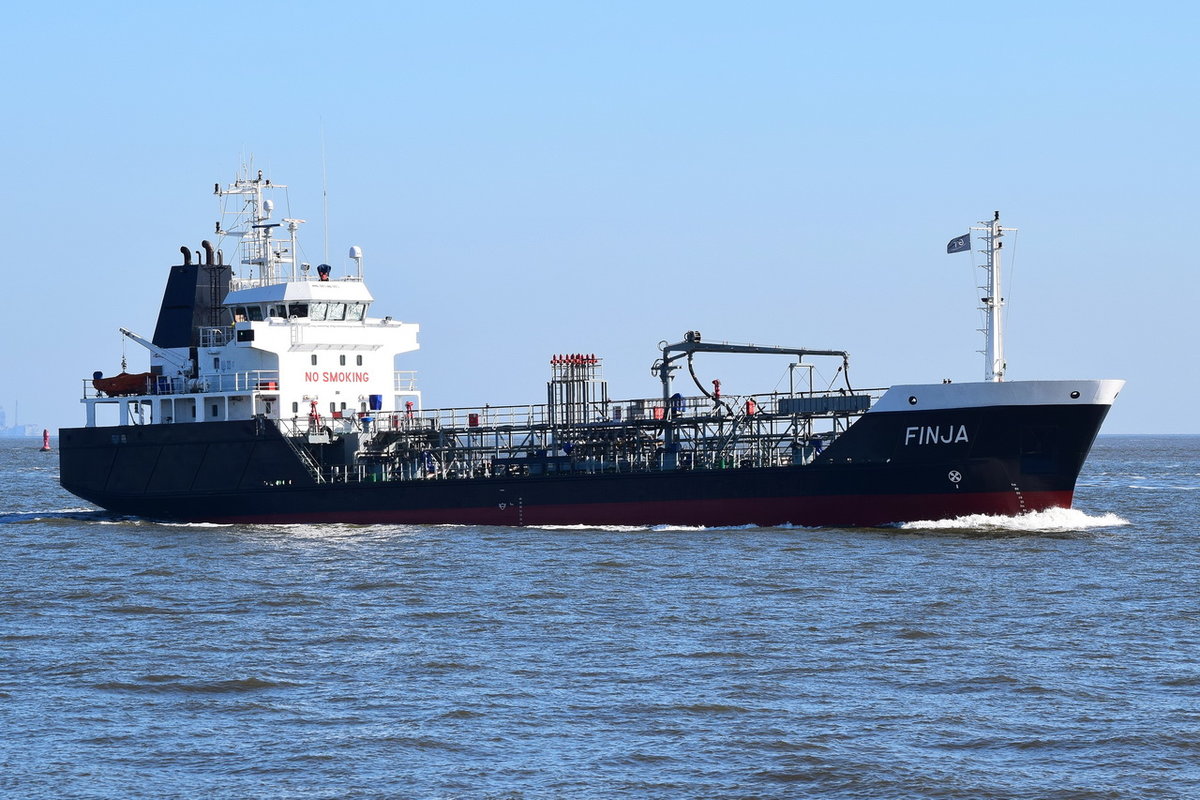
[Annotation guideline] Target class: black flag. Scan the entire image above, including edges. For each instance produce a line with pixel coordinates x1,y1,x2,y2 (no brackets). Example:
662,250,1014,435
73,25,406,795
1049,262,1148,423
946,233,971,254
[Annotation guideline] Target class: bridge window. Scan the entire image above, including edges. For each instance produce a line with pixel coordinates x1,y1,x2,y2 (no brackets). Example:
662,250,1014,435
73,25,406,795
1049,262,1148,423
327,302,346,321
288,303,308,318
347,303,365,321
309,302,328,321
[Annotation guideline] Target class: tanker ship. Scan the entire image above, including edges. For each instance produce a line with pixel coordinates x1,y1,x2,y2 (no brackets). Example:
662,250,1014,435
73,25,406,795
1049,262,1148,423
59,171,1122,526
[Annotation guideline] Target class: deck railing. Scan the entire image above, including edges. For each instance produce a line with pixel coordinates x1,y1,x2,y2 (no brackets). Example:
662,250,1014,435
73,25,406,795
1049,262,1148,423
273,387,884,485
82,371,283,399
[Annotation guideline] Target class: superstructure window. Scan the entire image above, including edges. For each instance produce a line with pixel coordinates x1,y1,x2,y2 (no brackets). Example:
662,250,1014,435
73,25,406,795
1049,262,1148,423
309,302,328,321
247,306,264,322
356,355,363,366
311,355,318,366
347,303,365,321
327,302,346,321
339,355,346,366
288,303,308,318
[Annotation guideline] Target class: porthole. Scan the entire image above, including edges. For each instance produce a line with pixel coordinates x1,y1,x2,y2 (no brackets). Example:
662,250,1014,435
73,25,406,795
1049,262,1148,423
908,396,918,405
1070,390,1080,399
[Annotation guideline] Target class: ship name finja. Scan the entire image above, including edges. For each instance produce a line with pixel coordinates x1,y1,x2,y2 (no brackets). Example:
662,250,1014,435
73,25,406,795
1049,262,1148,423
905,425,969,445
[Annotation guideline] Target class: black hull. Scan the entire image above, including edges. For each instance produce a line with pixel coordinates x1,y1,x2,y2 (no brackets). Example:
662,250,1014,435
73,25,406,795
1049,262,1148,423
59,400,1111,527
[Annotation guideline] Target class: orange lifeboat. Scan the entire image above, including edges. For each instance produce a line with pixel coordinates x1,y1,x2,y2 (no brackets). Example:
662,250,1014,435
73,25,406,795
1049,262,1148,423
92,372,153,397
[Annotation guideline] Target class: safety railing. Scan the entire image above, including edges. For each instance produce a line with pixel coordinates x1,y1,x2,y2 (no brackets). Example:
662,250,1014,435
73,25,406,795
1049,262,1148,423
270,387,886,485
199,327,230,348
81,371,283,400
394,371,419,392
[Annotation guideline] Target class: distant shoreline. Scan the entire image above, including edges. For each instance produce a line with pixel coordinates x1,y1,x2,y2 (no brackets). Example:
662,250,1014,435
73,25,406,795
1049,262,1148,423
1099,432,1200,437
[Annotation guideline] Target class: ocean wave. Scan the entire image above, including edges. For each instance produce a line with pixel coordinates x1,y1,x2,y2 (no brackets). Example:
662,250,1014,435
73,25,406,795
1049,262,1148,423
531,523,784,532
653,523,765,532
0,508,107,524
1128,484,1200,491
93,675,295,694
524,523,648,532
897,506,1129,533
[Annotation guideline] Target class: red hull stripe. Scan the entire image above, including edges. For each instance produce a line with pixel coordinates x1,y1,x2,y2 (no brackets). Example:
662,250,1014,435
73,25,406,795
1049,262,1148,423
208,490,1075,527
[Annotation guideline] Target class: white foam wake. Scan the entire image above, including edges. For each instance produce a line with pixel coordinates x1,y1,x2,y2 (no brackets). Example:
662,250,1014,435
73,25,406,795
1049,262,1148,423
533,523,766,532
899,506,1128,533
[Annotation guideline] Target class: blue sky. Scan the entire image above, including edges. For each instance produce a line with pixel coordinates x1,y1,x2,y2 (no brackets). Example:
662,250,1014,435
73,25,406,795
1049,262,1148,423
1,1,1195,433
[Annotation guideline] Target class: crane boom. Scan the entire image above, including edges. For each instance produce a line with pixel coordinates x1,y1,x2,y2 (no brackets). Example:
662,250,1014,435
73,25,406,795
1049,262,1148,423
119,327,193,372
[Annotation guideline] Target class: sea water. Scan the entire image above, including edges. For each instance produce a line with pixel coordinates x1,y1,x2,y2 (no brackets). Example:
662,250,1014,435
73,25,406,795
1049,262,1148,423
1,436,1197,799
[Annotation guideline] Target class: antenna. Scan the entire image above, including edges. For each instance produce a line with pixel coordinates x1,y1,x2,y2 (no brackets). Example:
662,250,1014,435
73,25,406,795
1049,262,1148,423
285,218,307,280
214,167,289,287
321,125,330,265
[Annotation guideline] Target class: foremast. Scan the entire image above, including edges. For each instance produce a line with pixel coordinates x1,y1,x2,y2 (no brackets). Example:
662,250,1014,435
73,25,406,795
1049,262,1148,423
971,211,1015,382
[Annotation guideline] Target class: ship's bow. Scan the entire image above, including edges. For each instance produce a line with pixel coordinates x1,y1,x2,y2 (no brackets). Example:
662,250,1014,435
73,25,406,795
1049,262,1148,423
818,379,1123,522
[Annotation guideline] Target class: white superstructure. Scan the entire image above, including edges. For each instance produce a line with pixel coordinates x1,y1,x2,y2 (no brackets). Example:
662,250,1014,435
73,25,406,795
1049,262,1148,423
82,170,421,429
